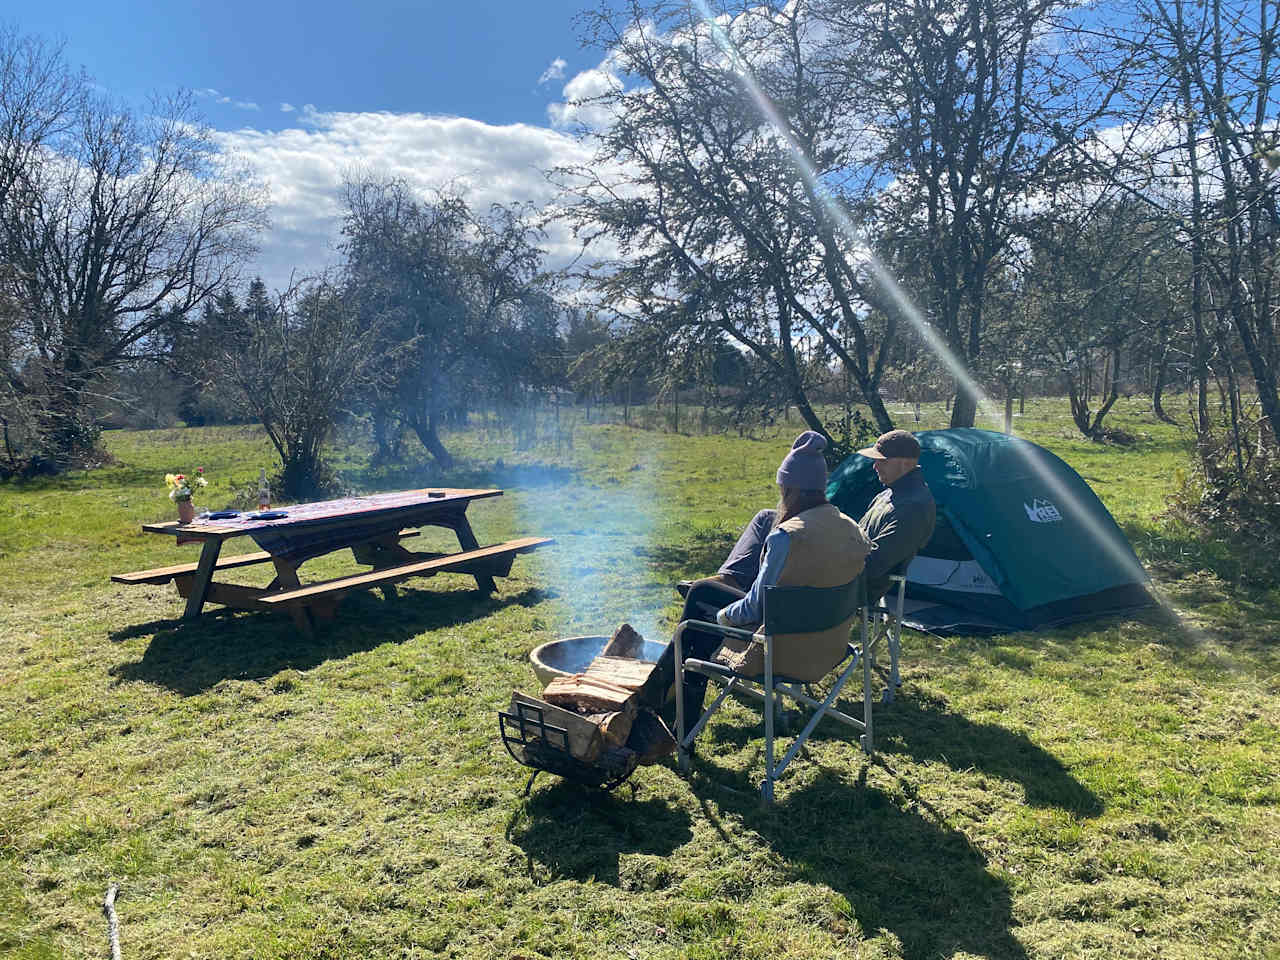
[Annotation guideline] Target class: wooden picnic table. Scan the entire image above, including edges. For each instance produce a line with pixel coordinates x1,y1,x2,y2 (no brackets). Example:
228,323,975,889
111,487,552,633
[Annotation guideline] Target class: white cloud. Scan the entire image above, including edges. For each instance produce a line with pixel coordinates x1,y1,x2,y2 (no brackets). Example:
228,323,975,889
195,86,259,110
280,102,296,113
214,109,601,291
537,57,567,85
547,66,625,130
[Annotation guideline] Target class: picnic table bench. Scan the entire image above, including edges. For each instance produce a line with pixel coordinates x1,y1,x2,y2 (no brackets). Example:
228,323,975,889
111,488,552,633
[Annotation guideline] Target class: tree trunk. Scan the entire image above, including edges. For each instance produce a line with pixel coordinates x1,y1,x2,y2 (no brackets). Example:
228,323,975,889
412,414,454,468
1217,326,1247,483
1192,309,1211,434
1178,21,1212,437
1,416,13,470
1152,341,1176,424
1069,391,1091,437
372,409,401,462
1088,350,1122,437
864,390,894,434
1226,304,1280,452
1004,392,1014,434
950,384,978,428
40,373,99,468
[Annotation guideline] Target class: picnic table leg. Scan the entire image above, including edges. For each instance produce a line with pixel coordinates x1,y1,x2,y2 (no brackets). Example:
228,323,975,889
351,534,418,602
183,539,224,620
452,512,497,595
270,558,316,637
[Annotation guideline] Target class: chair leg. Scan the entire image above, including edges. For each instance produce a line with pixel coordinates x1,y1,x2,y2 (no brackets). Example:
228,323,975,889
761,635,775,805
860,606,874,755
884,618,901,704
674,629,691,773
884,575,907,704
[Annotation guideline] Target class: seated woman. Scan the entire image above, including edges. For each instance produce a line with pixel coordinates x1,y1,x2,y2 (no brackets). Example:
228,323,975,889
641,431,872,721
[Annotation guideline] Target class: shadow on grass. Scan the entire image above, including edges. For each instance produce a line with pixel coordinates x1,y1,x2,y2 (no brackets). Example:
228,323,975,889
705,691,1101,817
505,783,693,886
875,698,1102,816
693,761,1028,960
109,585,547,696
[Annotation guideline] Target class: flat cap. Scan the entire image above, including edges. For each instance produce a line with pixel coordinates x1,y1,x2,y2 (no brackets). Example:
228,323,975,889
856,429,921,460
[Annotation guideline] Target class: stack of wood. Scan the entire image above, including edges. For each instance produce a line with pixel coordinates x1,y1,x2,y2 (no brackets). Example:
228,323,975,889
507,623,676,770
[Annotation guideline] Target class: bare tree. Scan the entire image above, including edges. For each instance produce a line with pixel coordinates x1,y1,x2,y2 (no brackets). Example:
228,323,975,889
1018,199,1181,438
558,0,1123,442
340,176,561,467
809,0,1129,428
1097,0,1280,444
0,28,265,466
0,27,81,219
557,1,904,443
221,278,381,498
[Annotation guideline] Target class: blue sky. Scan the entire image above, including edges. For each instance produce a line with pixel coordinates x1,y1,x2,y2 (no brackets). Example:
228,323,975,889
14,0,597,127
4,0,613,286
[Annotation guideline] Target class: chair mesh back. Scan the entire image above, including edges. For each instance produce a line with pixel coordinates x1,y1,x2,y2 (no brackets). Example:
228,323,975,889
763,576,864,635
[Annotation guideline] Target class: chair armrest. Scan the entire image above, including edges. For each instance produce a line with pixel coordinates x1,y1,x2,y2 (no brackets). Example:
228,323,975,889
675,618,762,642
682,658,738,681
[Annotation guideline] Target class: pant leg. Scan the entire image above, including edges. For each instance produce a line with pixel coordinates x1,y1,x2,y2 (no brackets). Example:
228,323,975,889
717,509,776,591
640,578,746,716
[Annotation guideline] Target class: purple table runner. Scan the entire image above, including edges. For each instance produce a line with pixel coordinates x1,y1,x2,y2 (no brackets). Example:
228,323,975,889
182,488,498,564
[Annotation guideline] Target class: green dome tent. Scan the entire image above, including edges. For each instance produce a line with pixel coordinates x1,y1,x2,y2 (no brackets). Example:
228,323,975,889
827,428,1153,634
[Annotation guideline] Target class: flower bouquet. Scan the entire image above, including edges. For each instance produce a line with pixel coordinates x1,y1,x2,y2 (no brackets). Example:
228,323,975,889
165,468,208,523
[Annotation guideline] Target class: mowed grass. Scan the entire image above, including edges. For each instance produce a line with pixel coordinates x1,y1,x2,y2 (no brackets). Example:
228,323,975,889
0,400,1277,959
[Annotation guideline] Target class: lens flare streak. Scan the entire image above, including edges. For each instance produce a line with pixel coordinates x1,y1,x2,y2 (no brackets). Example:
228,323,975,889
684,0,1189,623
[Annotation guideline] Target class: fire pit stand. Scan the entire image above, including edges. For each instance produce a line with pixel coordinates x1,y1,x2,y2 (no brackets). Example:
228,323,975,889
499,700,639,794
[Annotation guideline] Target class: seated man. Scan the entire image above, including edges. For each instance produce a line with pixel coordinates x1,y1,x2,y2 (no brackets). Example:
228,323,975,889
854,429,936,606
642,431,871,720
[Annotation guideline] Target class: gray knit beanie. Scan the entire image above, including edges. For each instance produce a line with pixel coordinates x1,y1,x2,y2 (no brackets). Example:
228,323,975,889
776,431,828,490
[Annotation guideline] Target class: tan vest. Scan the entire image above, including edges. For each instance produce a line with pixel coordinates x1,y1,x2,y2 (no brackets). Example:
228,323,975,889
721,503,871,682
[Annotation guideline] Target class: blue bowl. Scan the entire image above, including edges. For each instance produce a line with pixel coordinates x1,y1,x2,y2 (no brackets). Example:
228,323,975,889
529,635,667,687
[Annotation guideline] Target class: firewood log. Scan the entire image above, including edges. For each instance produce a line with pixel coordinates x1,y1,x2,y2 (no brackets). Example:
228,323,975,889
587,710,635,748
601,622,646,659
507,690,603,763
542,674,636,714
584,655,656,692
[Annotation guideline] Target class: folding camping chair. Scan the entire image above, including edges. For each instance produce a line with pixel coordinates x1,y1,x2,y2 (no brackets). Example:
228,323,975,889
674,574,874,804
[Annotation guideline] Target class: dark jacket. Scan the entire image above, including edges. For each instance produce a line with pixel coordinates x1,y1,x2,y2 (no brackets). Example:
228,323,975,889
859,468,936,604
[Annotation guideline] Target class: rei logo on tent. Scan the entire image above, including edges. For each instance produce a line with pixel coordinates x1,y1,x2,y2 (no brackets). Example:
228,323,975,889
1024,498,1063,523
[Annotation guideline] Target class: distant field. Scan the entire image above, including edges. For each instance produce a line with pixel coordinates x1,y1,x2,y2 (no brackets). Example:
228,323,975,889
1,398,1276,959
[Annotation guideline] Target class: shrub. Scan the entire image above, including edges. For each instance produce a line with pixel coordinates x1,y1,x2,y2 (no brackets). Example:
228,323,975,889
1165,433,1280,585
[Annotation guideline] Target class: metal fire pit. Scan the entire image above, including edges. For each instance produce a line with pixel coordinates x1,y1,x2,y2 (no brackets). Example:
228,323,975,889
499,699,639,793
503,634,670,794
529,634,667,687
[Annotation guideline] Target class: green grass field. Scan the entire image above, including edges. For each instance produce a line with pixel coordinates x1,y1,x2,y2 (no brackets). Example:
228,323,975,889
1,399,1277,959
